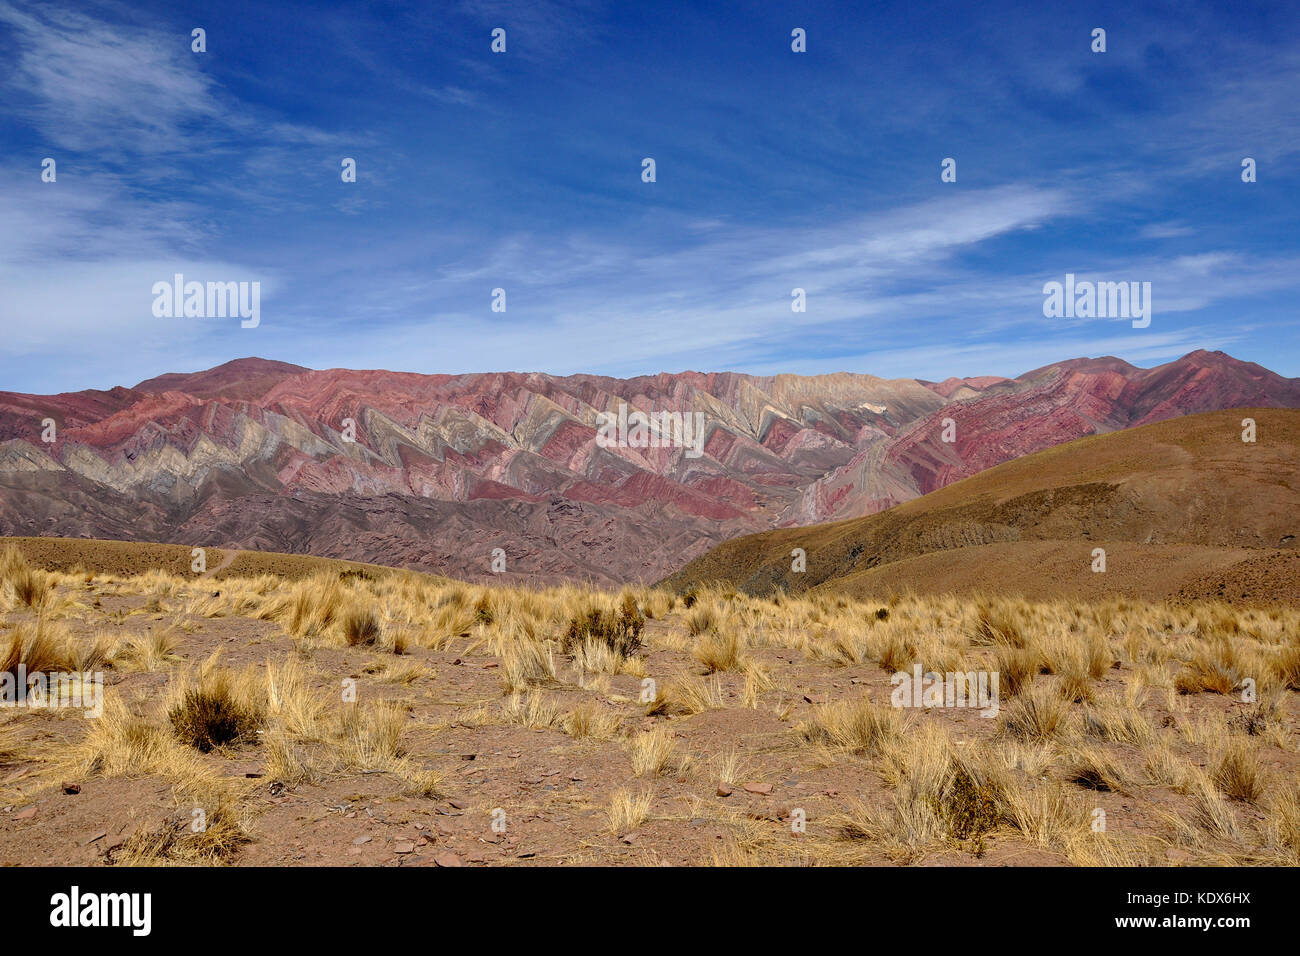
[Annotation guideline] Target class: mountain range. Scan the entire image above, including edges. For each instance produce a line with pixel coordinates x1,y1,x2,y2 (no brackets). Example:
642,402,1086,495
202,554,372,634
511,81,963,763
1,350,1296,586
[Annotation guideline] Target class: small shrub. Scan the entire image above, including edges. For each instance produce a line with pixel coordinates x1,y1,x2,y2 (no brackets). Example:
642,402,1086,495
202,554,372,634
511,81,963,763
169,672,262,753
562,600,644,657
1228,701,1282,737
343,607,380,646
931,765,1001,854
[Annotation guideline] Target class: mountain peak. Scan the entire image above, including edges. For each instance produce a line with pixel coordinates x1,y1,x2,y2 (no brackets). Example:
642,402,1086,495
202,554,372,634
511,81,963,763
134,357,310,401
1019,355,1138,379
1182,349,1244,368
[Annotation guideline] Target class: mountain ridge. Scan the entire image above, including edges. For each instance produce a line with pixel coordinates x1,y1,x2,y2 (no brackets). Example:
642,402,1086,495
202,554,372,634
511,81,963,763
1,350,1297,586
662,407,1300,605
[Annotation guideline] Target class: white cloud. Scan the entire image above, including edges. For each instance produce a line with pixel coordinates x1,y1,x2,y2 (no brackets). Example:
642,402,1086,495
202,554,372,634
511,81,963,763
0,1,227,152
736,327,1252,382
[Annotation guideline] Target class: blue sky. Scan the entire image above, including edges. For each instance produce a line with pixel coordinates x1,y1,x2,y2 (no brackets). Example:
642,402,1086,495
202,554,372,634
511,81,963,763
1,0,1298,393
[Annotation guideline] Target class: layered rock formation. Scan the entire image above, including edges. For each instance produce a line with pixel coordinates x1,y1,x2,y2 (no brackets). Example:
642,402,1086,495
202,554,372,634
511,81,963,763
1,351,1296,585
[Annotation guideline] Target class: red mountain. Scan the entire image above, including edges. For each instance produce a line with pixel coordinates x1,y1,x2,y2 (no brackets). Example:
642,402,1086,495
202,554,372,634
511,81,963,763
0,351,1296,585
789,351,1300,523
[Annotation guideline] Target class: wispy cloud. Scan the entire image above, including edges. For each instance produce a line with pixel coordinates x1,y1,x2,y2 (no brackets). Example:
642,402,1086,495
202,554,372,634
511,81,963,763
456,0,608,59
1,0,1298,393
0,1,226,153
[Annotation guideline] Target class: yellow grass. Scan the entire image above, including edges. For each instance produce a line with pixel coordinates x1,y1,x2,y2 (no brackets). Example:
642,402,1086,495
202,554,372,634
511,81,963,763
1,546,1297,867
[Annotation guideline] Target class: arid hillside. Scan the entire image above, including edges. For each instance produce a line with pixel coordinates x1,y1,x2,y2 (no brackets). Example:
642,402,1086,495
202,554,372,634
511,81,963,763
0,537,396,583
664,408,1300,604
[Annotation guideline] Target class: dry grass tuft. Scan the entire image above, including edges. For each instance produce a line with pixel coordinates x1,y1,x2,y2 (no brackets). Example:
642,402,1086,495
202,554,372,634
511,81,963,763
629,727,683,777
168,667,264,753
1272,644,1300,691
1,544,50,609
1065,745,1130,794
693,629,744,673
1174,641,1241,695
1000,685,1068,740
1,620,72,677
876,630,918,672
607,789,654,834
564,699,623,740
1213,740,1264,804
798,696,907,756
337,700,407,771
342,605,381,646
992,645,1037,697
645,674,724,716
499,639,557,693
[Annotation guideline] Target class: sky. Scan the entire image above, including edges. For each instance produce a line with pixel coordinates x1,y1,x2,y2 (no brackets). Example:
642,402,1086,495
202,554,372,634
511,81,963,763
1,0,1298,394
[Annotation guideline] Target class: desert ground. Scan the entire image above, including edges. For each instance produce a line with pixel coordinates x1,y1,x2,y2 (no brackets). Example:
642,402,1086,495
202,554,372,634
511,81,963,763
1,538,1298,867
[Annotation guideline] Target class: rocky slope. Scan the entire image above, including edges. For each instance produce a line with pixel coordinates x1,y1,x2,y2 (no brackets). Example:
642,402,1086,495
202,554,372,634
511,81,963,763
1,351,1296,585
789,350,1300,523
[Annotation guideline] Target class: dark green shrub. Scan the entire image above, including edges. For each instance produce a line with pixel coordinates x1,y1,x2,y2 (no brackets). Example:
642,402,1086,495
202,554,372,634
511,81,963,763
169,674,262,753
563,598,644,657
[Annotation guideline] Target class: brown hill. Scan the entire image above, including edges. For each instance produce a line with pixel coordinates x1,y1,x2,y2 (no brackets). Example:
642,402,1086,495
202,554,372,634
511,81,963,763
662,408,1300,604
0,536,403,583
790,349,1300,524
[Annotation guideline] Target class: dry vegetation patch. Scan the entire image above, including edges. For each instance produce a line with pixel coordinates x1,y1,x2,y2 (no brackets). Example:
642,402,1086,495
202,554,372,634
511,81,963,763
0,548,1297,867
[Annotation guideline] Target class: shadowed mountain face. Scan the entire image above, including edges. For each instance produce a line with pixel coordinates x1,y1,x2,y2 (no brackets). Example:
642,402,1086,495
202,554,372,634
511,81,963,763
0,351,1297,586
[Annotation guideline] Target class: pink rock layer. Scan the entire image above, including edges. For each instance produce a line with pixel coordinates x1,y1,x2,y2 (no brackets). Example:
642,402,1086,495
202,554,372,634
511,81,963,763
0,351,1295,586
